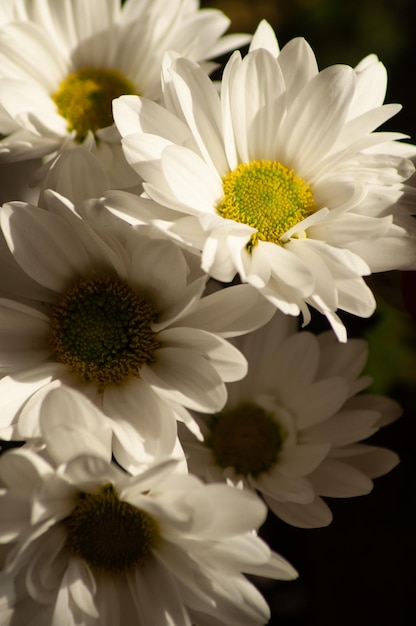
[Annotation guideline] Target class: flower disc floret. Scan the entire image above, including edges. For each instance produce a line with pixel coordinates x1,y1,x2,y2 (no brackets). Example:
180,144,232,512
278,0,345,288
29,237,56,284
49,274,159,388
207,402,286,476
65,483,160,574
216,160,316,250
52,67,137,142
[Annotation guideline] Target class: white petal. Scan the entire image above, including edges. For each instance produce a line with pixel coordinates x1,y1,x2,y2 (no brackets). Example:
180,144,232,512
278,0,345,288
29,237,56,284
0,298,51,373
277,37,318,101
254,467,315,503
0,448,52,491
300,408,379,446
1,202,91,292
130,558,192,626
0,363,61,438
309,459,373,497
249,20,280,56
26,524,67,604
39,386,113,465
279,65,356,173
67,558,99,618
265,494,332,528
0,22,67,90
113,94,189,143
158,327,247,382
333,445,399,479
169,57,228,174
161,144,223,213
141,347,227,412
179,283,275,337
290,377,350,429
278,443,331,477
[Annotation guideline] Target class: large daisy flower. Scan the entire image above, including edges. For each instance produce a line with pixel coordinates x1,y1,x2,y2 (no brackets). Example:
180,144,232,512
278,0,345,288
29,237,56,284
0,189,274,471
179,312,401,528
112,20,416,341
0,396,297,626
0,0,249,187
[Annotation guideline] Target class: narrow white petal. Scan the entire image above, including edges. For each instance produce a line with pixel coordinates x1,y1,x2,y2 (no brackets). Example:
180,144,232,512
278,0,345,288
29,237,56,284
277,37,318,101
169,57,228,174
249,20,280,56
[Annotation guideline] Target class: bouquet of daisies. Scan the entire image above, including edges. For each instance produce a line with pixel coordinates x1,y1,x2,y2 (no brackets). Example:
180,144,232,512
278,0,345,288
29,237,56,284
0,2,415,625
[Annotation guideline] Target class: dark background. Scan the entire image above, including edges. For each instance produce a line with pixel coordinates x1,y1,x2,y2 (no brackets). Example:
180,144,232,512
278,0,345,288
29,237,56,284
200,1,416,623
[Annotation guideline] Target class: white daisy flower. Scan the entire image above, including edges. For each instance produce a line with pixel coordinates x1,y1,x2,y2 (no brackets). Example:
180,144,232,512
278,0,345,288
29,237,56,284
179,312,401,528
112,20,416,341
0,189,274,471
0,0,250,188
0,414,297,626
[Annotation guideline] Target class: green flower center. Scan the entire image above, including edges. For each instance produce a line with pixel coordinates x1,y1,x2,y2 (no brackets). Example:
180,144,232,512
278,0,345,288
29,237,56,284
216,160,316,251
49,274,159,388
52,67,137,142
65,484,160,574
207,402,286,477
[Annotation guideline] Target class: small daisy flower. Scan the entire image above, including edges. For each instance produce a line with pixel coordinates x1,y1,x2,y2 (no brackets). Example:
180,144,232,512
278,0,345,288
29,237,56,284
112,20,416,341
180,312,401,528
0,412,297,626
0,189,274,471
0,0,250,187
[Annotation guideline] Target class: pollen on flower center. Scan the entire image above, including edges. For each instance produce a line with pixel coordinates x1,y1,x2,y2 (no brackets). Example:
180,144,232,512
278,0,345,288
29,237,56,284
52,67,137,142
65,484,160,574
207,402,286,476
49,274,159,388
216,160,316,250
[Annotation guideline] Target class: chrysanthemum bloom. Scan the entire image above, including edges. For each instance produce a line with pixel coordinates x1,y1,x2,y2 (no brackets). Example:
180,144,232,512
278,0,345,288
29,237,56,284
0,0,249,188
179,312,401,528
0,189,274,471
112,20,416,341
0,395,297,626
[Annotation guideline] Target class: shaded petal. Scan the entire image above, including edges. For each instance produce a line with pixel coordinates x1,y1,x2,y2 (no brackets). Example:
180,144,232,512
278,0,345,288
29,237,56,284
290,377,350,429
278,443,331,478
0,298,51,373
39,386,113,465
1,202,91,292
254,467,315,503
130,555,192,626
265,494,332,528
179,283,275,337
0,22,67,90
169,56,228,174
279,65,356,174
309,459,373,497
141,347,227,412
158,327,247,382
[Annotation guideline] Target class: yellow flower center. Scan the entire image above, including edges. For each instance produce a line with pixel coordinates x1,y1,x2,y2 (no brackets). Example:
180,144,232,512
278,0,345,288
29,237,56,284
216,160,316,251
52,67,137,142
49,274,159,389
65,484,160,574
207,402,286,477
